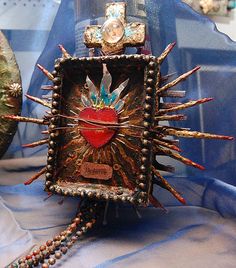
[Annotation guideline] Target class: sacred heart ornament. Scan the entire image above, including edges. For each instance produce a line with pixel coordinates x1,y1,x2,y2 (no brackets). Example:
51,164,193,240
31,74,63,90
79,107,118,148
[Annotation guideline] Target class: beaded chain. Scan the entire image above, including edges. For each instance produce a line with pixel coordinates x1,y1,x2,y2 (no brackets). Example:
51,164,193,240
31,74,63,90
9,200,102,268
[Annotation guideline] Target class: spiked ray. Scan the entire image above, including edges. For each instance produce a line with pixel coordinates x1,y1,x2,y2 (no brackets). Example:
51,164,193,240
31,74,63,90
58,44,71,59
23,139,49,148
157,98,213,115
154,125,190,132
37,64,54,81
92,148,99,163
152,167,186,204
157,42,176,64
2,115,49,125
104,146,112,164
111,151,134,189
155,146,205,170
153,138,181,152
42,94,52,100
81,146,94,163
155,114,187,121
122,106,143,118
157,66,200,94
153,160,175,173
120,128,142,138
112,142,137,174
25,94,52,108
116,136,140,154
149,194,166,210
41,85,54,91
160,90,186,98
61,136,85,151
24,167,47,185
115,166,135,190
161,72,177,83
161,128,234,140
159,138,180,147
159,102,182,109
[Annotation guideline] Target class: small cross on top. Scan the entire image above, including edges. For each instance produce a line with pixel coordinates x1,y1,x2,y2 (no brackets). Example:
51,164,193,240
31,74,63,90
84,2,146,55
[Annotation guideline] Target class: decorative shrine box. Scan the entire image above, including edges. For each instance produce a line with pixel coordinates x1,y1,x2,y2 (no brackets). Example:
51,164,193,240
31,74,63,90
46,54,158,206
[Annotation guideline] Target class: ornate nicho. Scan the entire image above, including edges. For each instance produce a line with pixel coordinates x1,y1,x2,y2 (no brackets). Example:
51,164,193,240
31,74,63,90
4,2,233,268
0,30,22,158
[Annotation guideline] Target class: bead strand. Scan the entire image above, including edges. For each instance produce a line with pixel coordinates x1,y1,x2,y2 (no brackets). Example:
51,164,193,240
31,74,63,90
42,217,96,268
9,201,101,268
11,215,82,268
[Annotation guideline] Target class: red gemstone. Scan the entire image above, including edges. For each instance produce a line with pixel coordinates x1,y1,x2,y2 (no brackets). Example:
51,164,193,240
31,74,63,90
79,107,118,148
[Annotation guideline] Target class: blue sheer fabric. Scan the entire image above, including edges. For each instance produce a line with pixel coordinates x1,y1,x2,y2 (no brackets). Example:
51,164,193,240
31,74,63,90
146,0,236,186
4,0,236,186
0,161,235,267
0,1,236,267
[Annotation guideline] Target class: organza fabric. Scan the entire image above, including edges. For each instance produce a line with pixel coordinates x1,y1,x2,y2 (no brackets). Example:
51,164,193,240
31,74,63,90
0,1,236,267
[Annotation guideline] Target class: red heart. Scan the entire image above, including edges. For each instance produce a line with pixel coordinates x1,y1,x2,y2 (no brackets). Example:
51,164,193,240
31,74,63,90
79,107,118,148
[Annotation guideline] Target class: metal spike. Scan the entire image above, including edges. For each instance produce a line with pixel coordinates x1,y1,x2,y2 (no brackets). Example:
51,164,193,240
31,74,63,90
25,94,52,108
153,138,181,152
160,90,186,98
155,114,187,121
153,160,175,173
161,72,177,83
152,167,186,204
41,85,54,91
22,139,49,148
154,125,190,131
2,115,49,125
159,102,182,109
37,64,54,81
158,42,176,64
149,195,167,211
162,128,234,140
157,98,213,115
155,146,205,170
24,167,47,185
58,44,71,59
158,138,180,147
157,66,201,94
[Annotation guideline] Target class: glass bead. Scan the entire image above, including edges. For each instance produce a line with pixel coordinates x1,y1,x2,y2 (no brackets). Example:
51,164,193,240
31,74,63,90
101,18,124,44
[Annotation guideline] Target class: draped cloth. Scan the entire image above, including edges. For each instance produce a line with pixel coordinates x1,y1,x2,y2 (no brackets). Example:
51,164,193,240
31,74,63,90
0,0,236,267
0,157,236,267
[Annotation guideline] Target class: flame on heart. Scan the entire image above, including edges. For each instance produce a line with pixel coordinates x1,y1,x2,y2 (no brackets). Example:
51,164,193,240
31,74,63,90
78,64,129,148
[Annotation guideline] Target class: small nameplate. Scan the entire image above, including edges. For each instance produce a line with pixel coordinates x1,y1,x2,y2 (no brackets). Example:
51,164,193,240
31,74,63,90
80,162,113,180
